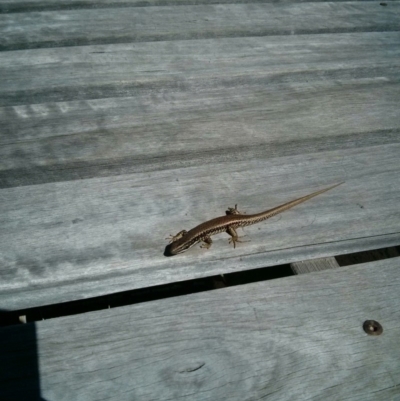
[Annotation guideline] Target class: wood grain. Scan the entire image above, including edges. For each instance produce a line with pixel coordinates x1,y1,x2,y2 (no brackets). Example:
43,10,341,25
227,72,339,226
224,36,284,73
1,258,399,400
291,256,340,274
1,2,399,51
1,31,400,187
1,0,390,13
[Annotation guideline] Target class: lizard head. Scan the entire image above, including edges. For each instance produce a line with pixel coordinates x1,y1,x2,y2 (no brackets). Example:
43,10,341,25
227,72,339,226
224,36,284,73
164,231,196,256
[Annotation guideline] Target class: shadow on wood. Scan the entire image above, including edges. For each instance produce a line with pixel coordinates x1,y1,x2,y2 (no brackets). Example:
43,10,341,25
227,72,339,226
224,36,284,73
0,312,47,401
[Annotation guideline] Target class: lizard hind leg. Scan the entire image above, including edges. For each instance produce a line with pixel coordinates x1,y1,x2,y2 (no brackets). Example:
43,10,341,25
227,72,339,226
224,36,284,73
226,204,246,215
227,226,250,249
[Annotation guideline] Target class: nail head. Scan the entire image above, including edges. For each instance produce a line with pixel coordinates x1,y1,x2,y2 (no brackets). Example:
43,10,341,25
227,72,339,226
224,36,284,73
363,320,383,336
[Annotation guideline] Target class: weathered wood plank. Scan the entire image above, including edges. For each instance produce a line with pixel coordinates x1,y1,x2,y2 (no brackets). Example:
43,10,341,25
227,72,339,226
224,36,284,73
1,32,400,187
1,144,400,310
0,0,385,14
1,2,399,51
291,256,339,274
1,258,399,400
2,32,400,106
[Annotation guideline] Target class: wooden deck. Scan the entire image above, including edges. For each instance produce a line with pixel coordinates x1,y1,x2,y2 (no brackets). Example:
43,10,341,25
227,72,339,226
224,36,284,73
1,258,400,400
1,0,400,399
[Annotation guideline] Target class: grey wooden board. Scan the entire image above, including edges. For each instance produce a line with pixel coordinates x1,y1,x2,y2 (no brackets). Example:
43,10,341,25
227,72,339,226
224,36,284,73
1,2,399,51
1,145,400,310
291,256,340,274
1,1,400,310
0,0,389,14
1,32,400,187
1,258,399,401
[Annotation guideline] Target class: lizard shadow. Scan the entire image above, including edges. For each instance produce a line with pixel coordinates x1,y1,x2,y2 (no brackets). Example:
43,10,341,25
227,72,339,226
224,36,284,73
164,243,175,257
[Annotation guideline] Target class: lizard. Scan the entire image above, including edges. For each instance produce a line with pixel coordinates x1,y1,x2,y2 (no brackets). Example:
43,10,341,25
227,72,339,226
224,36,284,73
165,182,343,256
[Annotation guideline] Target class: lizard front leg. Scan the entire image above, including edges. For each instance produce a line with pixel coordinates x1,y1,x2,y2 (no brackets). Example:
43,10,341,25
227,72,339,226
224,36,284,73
166,230,188,243
200,236,213,249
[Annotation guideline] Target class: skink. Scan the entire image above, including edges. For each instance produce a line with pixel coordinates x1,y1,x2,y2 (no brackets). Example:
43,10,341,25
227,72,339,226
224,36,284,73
166,182,343,255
